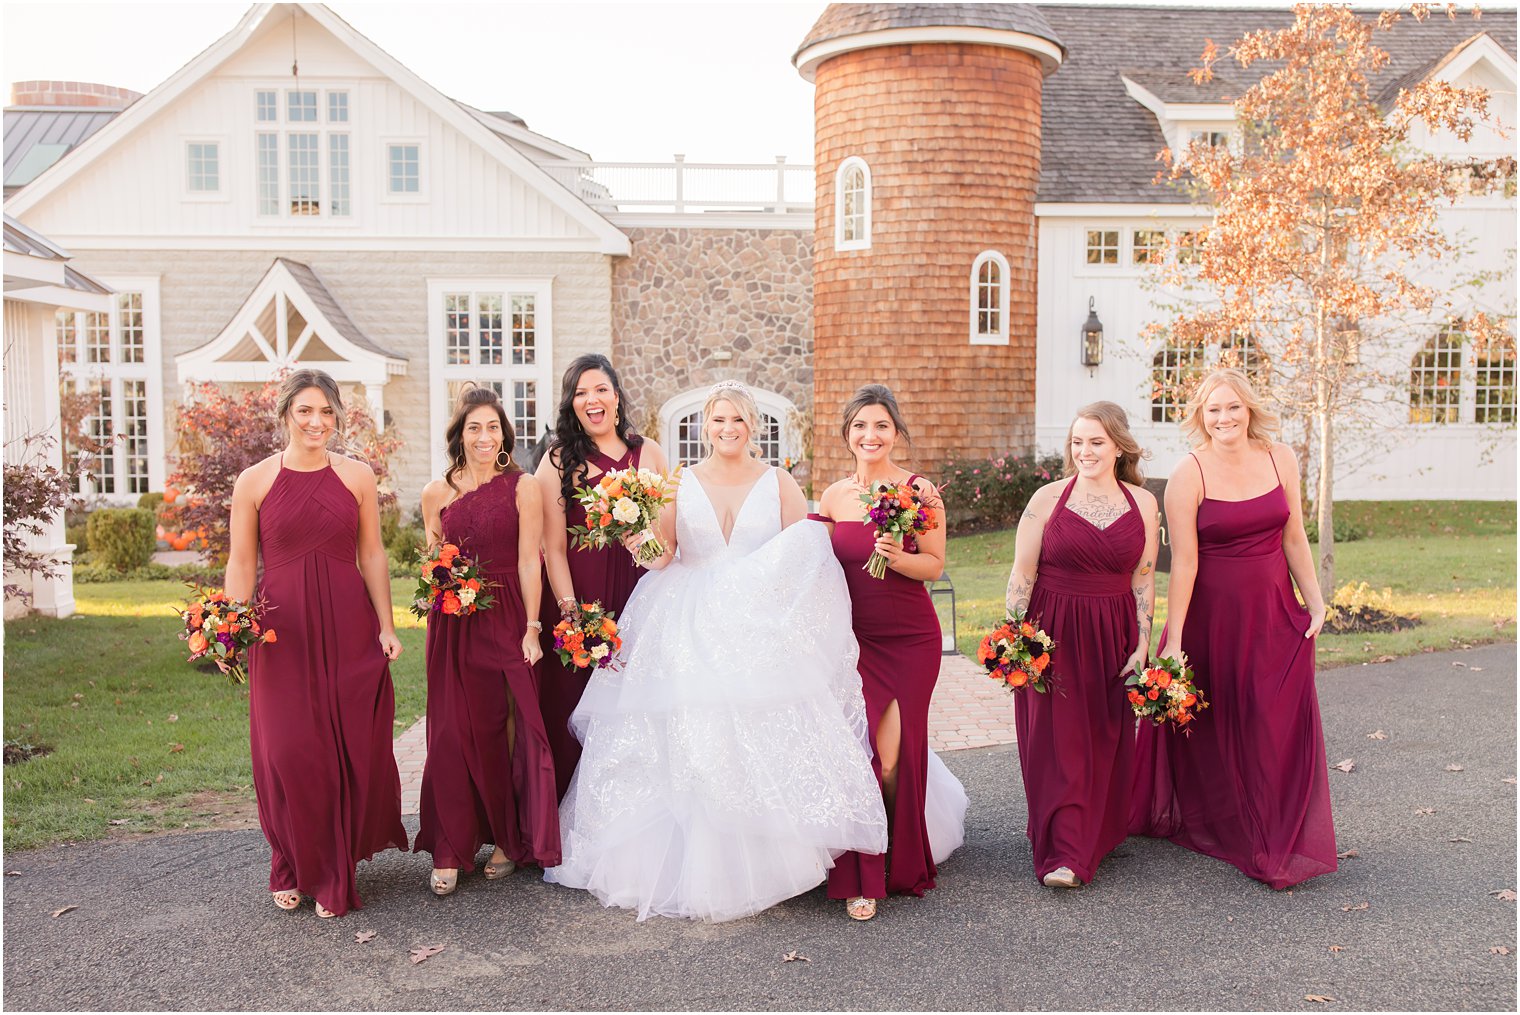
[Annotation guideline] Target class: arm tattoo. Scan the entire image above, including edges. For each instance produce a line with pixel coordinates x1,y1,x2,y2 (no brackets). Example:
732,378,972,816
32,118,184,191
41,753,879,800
1133,571,1154,644
1006,570,1035,619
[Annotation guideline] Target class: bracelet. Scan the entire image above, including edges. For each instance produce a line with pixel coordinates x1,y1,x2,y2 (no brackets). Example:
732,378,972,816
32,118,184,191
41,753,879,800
555,595,576,608
526,619,543,631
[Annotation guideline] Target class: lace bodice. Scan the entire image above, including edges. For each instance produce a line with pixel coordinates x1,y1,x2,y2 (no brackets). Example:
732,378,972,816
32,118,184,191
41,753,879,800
675,467,780,567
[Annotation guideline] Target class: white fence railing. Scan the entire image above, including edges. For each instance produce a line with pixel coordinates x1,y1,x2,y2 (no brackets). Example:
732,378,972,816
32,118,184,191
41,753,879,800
538,156,815,215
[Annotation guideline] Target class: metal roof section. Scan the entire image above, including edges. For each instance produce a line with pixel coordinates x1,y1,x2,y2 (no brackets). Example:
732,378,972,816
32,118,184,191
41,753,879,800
3,107,121,195
4,213,113,299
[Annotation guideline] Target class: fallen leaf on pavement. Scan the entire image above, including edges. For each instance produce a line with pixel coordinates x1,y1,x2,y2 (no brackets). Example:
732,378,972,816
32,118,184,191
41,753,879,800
1332,759,1356,773
1366,730,1388,740
1491,946,1512,955
5,871,20,877
1490,889,1517,902
1451,661,1468,668
1449,836,1474,843
107,818,129,826
50,905,77,918
1370,654,1396,664
782,950,811,963
1226,916,1234,923
1336,848,1360,859
1304,995,1335,1004
1328,945,1345,953
1470,666,1484,672
1414,807,1435,816
354,930,376,944
1342,901,1369,912
409,944,446,965
1445,764,1465,772
1504,777,1516,785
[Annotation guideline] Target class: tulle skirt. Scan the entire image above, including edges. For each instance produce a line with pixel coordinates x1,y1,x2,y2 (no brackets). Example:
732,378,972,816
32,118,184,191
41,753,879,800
544,521,890,922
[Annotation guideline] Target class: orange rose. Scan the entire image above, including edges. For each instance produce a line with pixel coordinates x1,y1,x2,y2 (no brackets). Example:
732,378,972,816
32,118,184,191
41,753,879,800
606,481,625,498
1181,693,1196,706
1008,669,1028,688
1031,653,1049,673
263,630,278,643
611,636,623,651
572,650,592,668
441,592,461,615
216,623,232,635
599,619,616,638
599,513,613,528
188,632,208,653
1127,689,1144,705
465,578,481,592
1156,672,1172,688
977,640,995,664
1020,622,1035,638
1177,712,1194,725
1146,688,1160,700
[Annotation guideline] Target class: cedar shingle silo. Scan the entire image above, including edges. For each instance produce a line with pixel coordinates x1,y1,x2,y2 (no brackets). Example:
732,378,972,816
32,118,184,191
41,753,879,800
793,4,1064,483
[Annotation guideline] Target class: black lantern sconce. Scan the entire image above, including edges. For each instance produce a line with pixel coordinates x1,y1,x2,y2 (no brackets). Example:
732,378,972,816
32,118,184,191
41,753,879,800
928,570,958,656
1081,297,1104,368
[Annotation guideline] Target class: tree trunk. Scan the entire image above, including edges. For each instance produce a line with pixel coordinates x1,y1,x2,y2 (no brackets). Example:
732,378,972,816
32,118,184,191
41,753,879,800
1316,395,1335,594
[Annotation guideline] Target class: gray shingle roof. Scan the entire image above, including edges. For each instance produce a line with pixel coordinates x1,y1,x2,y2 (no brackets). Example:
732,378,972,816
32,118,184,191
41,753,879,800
796,4,1065,62
275,258,406,362
1037,5,1517,204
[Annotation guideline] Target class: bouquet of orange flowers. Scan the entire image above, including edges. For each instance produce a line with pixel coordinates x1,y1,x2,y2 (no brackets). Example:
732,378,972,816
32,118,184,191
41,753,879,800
410,542,495,619
978,610,1055,694
177,584,275,684
568,466,679,567
552,600,623,672
859,481,939,579
1126,655,1209,732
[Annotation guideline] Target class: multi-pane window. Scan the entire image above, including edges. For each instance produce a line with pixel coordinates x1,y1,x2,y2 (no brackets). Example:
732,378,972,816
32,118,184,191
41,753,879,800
1151,343,1206,423
1475,346,1517,424
1085,229,1120,265
328,134,350,216
835,157,870,250
437,288,547,453
1132,229,1166,264
673,410,784,467
388,144,420,194
55,290,155,498
511,380,537,447
1409,328,1464,424
510,296,536,365
254,88,350,218
1219,332,1265,381
969,251,1009,345
287,90,318,122
1176,229,1203,264
186,142,219,192
444,294,471,365
1189,129,1230,148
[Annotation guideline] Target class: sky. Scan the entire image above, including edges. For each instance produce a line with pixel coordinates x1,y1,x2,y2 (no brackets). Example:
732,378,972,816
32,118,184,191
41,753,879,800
1,2,824,163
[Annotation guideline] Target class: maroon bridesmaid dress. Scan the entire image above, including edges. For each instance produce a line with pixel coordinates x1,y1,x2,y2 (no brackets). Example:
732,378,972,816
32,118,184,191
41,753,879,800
414,470,562,871
248,459,407,917
1016,480,1144,884
538,443,645,800
1130,453,1338,889
820,476,943,900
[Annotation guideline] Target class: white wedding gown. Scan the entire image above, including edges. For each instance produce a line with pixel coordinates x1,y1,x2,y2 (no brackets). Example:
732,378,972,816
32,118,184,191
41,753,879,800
544,468,890,922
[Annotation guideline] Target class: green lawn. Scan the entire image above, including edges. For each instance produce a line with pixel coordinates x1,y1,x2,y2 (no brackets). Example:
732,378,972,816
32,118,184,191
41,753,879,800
945,500,1517,664
2,579,427,851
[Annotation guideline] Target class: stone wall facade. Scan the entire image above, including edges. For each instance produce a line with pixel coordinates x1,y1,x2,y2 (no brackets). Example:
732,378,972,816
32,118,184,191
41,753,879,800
611,226,813,445
810,42,1045,483
72,248,612,504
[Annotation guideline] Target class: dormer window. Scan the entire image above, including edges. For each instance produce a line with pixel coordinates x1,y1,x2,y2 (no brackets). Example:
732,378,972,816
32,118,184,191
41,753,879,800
1188,129,1230,149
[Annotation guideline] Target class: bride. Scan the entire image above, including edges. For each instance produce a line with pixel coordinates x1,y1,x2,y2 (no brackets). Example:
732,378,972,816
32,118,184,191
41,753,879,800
544,380,889,922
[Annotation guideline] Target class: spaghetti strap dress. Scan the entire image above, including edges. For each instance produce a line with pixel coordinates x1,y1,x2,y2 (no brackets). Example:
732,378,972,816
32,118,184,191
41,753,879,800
537,443,646,800
248,460,407,917
1016,480,1144,884
1129,452,1338,889
414,470,562,871
822,474,968,901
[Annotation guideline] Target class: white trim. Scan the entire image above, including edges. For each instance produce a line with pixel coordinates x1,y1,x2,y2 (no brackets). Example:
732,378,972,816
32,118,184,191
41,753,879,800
969,250,1010,346
380,137,427,203
795,25,1063,81
37,235,615,252
1430,33,1518,88
181,136,228,202
1079,224,1124,272
5,3,632,256
1036,203,1214,218
462,105,590,162
659,386,797,467
426,276,555,479
606,212,814,231
2,284,112,313
834,156,871,252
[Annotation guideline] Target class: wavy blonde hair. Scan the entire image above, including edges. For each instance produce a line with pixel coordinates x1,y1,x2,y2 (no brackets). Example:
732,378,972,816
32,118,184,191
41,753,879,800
1063,401,1149,486
1181,367,1280,448
700,382,764,460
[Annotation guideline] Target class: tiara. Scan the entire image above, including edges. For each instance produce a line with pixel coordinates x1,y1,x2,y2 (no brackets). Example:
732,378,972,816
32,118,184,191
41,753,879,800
708,379,750,398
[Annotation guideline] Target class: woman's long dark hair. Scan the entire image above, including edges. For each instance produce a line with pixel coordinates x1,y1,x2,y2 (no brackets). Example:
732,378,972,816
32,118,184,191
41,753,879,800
443,385,519,492
551,354,643,504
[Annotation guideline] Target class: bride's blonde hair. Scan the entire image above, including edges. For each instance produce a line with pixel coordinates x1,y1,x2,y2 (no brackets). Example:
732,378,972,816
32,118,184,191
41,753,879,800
700,381,763,460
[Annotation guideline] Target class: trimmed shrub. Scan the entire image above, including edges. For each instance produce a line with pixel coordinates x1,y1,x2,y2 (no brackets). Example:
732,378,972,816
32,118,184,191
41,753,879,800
1303,516,1367,544
387,524,427,577
137,491,165,512
65,523,89,551
85,508,156,572
74,560,219,584
938,453,1066,533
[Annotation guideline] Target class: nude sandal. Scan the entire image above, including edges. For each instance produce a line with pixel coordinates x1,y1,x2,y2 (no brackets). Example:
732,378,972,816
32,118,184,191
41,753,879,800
430,869,459,896
483,853,515,880
271,889,301,911
845,897,878,921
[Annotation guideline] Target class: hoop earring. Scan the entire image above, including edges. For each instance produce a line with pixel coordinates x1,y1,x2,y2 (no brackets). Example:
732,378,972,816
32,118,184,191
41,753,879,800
496,449,512,469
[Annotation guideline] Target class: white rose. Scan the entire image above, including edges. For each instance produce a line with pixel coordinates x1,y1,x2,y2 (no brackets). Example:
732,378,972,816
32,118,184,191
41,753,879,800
591,643,609,660
612,497,640,525
458,588,476,607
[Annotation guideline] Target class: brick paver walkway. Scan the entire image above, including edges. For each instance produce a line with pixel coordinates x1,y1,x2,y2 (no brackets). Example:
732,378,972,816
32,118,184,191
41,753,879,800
393,654,1015,815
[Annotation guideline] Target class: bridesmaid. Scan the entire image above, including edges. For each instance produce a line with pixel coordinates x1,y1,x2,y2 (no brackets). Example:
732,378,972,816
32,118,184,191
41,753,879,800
534,354,669,799
1004,402,1158,888
414,386,561,895
1130,367,1336,889
816,384,966,921
226,369,407,918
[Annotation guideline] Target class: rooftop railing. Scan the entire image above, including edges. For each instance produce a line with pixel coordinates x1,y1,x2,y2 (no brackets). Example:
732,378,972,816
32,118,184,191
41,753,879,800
538,155,815,215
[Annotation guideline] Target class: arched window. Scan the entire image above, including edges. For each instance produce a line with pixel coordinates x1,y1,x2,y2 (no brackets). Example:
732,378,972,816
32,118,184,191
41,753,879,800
661,387,797,468
1409,327,1464,424
969,251,1010,345
834,157,871,251
1475,343,1517,424
1150,342,1205,423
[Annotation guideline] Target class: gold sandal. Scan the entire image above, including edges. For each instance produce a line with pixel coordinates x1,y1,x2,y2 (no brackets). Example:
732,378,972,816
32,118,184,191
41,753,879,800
430,868,459,896
483,853,515,880
315,901,338,918
845,897,878,921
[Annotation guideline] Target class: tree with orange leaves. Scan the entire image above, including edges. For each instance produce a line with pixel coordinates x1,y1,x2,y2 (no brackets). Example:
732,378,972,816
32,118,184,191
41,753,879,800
1148,3,1514,590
